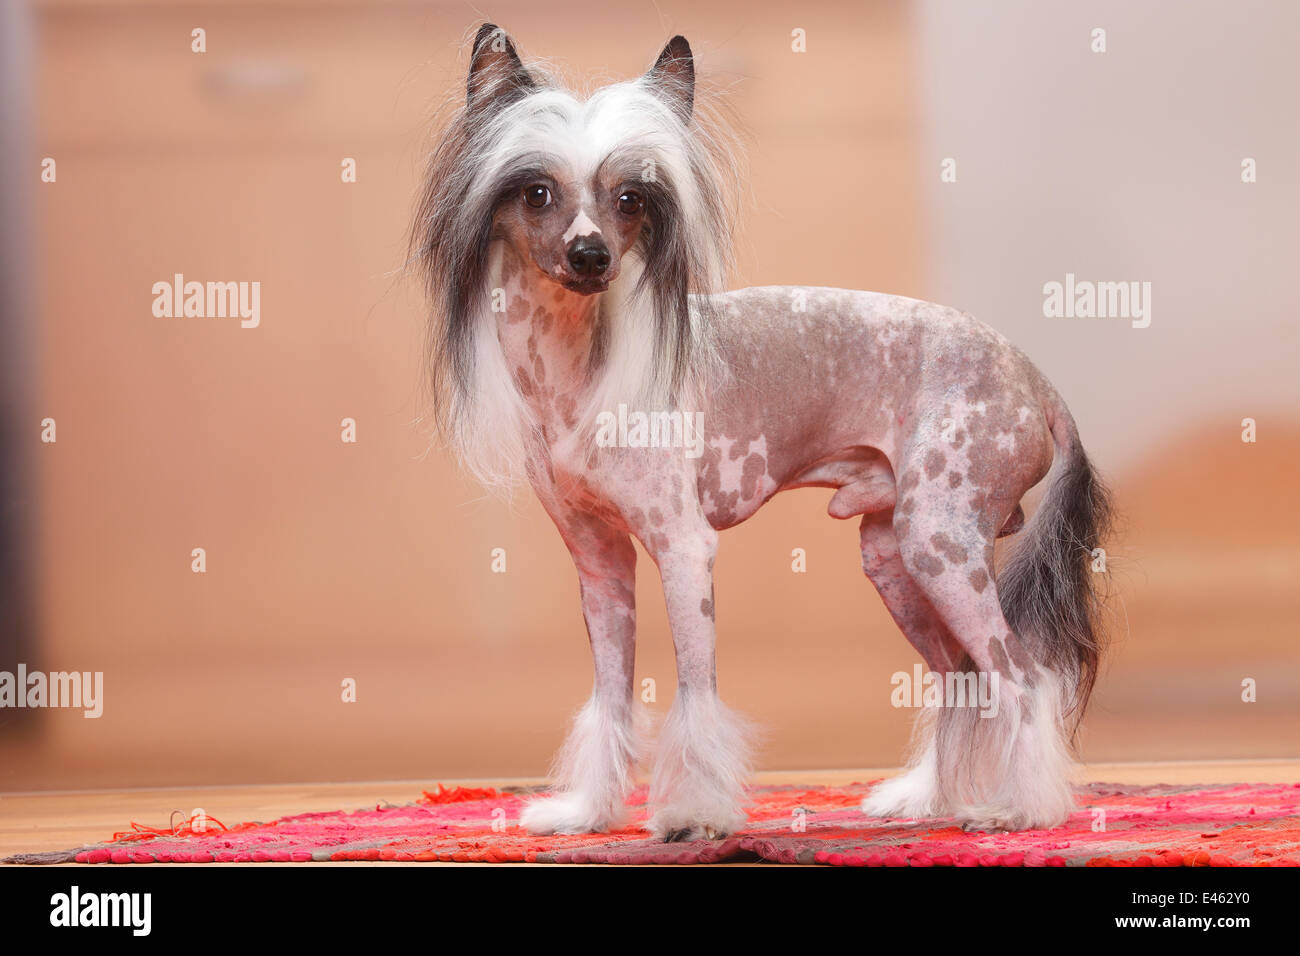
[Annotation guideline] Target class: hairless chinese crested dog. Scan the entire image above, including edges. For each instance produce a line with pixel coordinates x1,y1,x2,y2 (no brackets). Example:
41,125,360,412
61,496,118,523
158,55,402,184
411,25,1114,840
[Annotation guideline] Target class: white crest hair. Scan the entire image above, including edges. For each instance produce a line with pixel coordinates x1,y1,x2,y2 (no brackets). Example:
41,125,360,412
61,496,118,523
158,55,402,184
409,26,740,490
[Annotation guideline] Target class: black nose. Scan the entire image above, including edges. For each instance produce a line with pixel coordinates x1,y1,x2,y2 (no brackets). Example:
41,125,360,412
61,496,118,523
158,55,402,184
567,239,610,276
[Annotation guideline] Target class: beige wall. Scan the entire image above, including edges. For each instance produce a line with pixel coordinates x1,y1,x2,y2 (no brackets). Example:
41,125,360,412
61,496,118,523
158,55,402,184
912,0,1300,760
916,0,1300,471
1,0,1293,793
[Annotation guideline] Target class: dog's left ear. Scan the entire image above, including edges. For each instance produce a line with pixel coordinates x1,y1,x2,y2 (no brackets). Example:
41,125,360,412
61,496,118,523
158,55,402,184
467,23,536,111
644,35,695,120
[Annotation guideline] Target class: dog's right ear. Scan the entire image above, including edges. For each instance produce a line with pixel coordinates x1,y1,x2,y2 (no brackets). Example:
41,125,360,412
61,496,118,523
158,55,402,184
645,35,695,120
466,24,536,110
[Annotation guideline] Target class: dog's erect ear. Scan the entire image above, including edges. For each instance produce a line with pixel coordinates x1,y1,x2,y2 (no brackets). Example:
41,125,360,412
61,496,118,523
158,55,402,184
466,23,536,110
644,35,695,120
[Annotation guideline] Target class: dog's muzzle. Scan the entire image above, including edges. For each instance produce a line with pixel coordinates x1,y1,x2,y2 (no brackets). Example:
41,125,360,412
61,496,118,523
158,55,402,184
566,237,610,278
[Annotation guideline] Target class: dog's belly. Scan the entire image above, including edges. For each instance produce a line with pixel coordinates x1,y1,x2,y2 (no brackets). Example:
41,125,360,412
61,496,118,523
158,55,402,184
692,285,1049,532
692,286,927,529
695,442,897,530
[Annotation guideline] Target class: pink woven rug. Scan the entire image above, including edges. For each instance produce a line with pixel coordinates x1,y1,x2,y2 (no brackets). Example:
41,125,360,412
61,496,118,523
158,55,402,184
7,781,1299,866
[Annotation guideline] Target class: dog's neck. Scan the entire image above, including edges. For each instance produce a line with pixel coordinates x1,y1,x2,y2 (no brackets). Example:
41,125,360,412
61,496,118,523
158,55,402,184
493,242,603,438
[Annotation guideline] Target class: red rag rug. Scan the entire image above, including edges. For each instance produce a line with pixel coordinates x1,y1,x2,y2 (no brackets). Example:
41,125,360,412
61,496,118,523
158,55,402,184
6,781,1298,866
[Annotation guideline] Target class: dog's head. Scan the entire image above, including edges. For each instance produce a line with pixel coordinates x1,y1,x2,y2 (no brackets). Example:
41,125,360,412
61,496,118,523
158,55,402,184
462,25,701,296
412,25,735,486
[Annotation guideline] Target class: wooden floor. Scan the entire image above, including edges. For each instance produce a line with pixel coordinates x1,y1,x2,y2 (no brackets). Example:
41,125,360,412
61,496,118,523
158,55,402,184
3,760,1297,865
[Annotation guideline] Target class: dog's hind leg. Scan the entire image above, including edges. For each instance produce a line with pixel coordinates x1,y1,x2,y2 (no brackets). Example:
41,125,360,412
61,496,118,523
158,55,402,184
520,513,647,835
891,440,1080,832
860,511,965,676
896,521,1069,830
857,511,963,820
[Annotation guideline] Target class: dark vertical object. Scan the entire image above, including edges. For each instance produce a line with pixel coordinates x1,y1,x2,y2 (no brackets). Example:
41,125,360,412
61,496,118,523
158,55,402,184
0,1,38,737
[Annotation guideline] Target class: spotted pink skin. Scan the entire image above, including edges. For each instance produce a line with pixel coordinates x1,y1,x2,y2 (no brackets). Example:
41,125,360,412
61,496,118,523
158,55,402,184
496,238,1066,830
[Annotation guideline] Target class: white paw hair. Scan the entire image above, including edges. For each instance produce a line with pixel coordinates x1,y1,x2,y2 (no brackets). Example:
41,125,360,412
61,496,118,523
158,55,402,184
861,707,949,819
520,695,650,834
647,691,756,841
935,670,1078,832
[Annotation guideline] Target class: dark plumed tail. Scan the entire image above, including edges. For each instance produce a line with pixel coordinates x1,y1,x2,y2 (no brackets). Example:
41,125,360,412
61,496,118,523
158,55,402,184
996,406,1115,736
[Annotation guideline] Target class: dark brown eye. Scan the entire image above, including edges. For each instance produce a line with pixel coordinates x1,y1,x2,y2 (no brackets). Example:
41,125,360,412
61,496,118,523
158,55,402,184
523,184,551,208
617,191,644,216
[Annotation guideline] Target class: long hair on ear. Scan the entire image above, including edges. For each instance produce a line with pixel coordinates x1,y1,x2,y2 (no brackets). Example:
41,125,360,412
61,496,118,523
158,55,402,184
575,35,742,444
409,25,742,490
408,24,556,491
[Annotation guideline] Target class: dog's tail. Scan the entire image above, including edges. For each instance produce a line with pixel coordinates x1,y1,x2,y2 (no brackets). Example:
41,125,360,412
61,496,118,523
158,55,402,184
996,397,1114,736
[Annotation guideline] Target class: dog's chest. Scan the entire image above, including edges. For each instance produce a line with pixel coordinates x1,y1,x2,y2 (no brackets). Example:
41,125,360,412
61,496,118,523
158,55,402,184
542,440,700,530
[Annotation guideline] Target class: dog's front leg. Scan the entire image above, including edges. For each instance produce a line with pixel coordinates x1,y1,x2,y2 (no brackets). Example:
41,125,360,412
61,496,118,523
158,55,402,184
645,526,753,841
519,511,646,835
